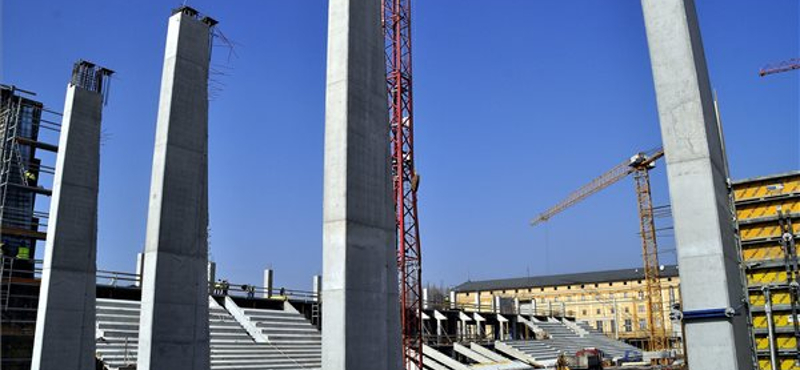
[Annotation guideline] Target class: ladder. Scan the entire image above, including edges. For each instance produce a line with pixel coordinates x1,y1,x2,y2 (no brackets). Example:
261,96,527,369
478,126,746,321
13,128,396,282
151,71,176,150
311,301,320,329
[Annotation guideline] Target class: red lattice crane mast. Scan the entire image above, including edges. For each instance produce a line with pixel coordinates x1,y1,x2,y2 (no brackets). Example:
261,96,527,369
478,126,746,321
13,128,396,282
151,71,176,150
760,58,800,77
382,1,424,369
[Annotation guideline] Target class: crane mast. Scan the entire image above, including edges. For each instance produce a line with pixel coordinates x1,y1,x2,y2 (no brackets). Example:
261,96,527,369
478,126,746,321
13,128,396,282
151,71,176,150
382,1,424,369
530,148,669,352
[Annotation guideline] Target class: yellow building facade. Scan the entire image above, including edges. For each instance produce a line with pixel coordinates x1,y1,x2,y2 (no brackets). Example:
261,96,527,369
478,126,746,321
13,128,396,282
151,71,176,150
453,267,681,348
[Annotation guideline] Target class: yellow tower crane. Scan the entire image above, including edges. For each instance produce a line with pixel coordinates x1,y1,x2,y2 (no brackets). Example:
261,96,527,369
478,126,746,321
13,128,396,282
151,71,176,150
530,147,668,353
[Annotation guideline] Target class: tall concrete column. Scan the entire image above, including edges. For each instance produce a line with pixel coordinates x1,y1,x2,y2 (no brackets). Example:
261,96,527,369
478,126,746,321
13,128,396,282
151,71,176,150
31,61,111,370
641,1,753,369
322,0,401,369
137,7,216,370
263,269,274,298
312,274,322,302
136,252,144,287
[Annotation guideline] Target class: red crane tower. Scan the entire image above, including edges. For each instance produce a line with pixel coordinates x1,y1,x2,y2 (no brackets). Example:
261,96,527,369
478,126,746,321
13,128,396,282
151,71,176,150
383,0,424,369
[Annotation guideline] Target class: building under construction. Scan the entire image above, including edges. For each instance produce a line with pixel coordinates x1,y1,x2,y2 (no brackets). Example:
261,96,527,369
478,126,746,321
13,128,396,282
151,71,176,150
0,85,58,369
735,171,800,370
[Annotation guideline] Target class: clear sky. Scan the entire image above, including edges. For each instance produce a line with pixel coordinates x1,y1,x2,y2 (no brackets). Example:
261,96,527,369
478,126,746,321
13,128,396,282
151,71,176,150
2,1,798,291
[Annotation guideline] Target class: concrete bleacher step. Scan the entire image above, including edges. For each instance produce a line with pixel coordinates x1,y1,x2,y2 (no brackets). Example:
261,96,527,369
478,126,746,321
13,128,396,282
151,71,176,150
95,297,321,370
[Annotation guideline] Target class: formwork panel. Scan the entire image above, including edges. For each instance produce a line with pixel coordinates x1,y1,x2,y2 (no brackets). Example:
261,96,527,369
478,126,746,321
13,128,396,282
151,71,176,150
735,171,800,370
734,176,800,203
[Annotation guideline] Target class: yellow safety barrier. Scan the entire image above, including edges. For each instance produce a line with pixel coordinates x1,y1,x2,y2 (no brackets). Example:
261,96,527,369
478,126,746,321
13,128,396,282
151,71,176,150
758,357,800,370
751,292,793,306
741,223,800,242
748,270,789,285
734,177,800,203
738,200,800,221
753,313,792,328
743,245,788,262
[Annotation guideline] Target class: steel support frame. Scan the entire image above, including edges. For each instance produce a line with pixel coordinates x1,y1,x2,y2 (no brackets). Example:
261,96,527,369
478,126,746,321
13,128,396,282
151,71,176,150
382,1,423,369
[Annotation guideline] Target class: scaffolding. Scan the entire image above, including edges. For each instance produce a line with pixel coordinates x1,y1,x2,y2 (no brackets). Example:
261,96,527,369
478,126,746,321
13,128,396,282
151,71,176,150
0,85,59,370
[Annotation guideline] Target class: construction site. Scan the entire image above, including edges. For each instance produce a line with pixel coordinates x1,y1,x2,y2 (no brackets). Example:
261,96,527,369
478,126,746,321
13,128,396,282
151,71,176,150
0,1,797,370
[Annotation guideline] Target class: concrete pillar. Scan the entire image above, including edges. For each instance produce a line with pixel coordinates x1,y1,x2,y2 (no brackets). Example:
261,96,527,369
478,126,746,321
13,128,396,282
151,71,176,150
474,292,481,312
137,7,216,370
531,299,537,316
263,269,274,298
423,288,429,310
313,275,322,302
321,0,401,369
514,297,521,315
449,291,456,309
136,252,144,287
207,261,216,293
641,1,753,369
493,295,500,314
31,61,111,370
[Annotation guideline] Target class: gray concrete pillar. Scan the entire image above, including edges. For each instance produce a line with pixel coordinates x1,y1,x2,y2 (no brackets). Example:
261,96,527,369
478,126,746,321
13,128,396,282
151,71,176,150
641,1,753,369
31,61,111,370
313,274,322,302
263,269,274,298
207,261,216,292
474,292,481,312
137,7,216,370
136,252,144,287
514,297,520,315
449,291,456,309
321,0,401,369
423,288,429,310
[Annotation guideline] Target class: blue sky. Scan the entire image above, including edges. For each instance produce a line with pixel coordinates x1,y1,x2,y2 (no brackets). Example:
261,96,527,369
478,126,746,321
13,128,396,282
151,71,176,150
2,1,798,291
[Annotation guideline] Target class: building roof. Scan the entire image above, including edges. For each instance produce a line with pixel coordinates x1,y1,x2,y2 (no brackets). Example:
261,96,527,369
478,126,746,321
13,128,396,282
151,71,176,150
452,265,679,293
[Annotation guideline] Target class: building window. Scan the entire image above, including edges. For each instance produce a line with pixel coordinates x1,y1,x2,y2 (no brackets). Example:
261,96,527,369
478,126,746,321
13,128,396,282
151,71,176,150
638,291,644,300
608,283,613,286
668,278,672,282
515,289,519,294
639,305,646,313
637,280,642,284
596,321,604,333
596,308,601,315
594,284,598,288
639,319,647,330
541,288,545,292
623,292,628,298
568,286,572,290
581,295,586,301
581,284,585,289
610,320,615,332
554,287,558,291
466,293,470,297
582,309,588,316
624,281,628,285
624,319,632,332
624,307,630,314
669,287,676,304
610,308,615,314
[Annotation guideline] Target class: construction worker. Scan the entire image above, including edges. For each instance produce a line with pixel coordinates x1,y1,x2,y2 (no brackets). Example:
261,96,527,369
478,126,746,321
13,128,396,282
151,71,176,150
221,280,230,296
23,170,36,185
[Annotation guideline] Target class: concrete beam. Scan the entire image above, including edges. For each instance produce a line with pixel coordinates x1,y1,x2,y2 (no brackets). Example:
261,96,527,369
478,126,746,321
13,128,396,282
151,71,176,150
640,1,753,369
321,0,401,369
137,8,215,370
31,64,107,370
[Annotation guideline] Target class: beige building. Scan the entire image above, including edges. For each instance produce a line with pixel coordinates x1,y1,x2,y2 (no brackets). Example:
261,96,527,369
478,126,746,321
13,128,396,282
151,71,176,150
452,266,681,348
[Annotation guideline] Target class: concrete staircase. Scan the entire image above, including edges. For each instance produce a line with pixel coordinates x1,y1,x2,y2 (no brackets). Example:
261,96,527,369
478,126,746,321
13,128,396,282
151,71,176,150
237,304,322,369
95,298,317,370
572,321,641,358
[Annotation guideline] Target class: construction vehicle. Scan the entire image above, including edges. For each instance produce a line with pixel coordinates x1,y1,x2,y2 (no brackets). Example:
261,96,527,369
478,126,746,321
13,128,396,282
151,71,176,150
530,148,669,353
573,348,604,370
